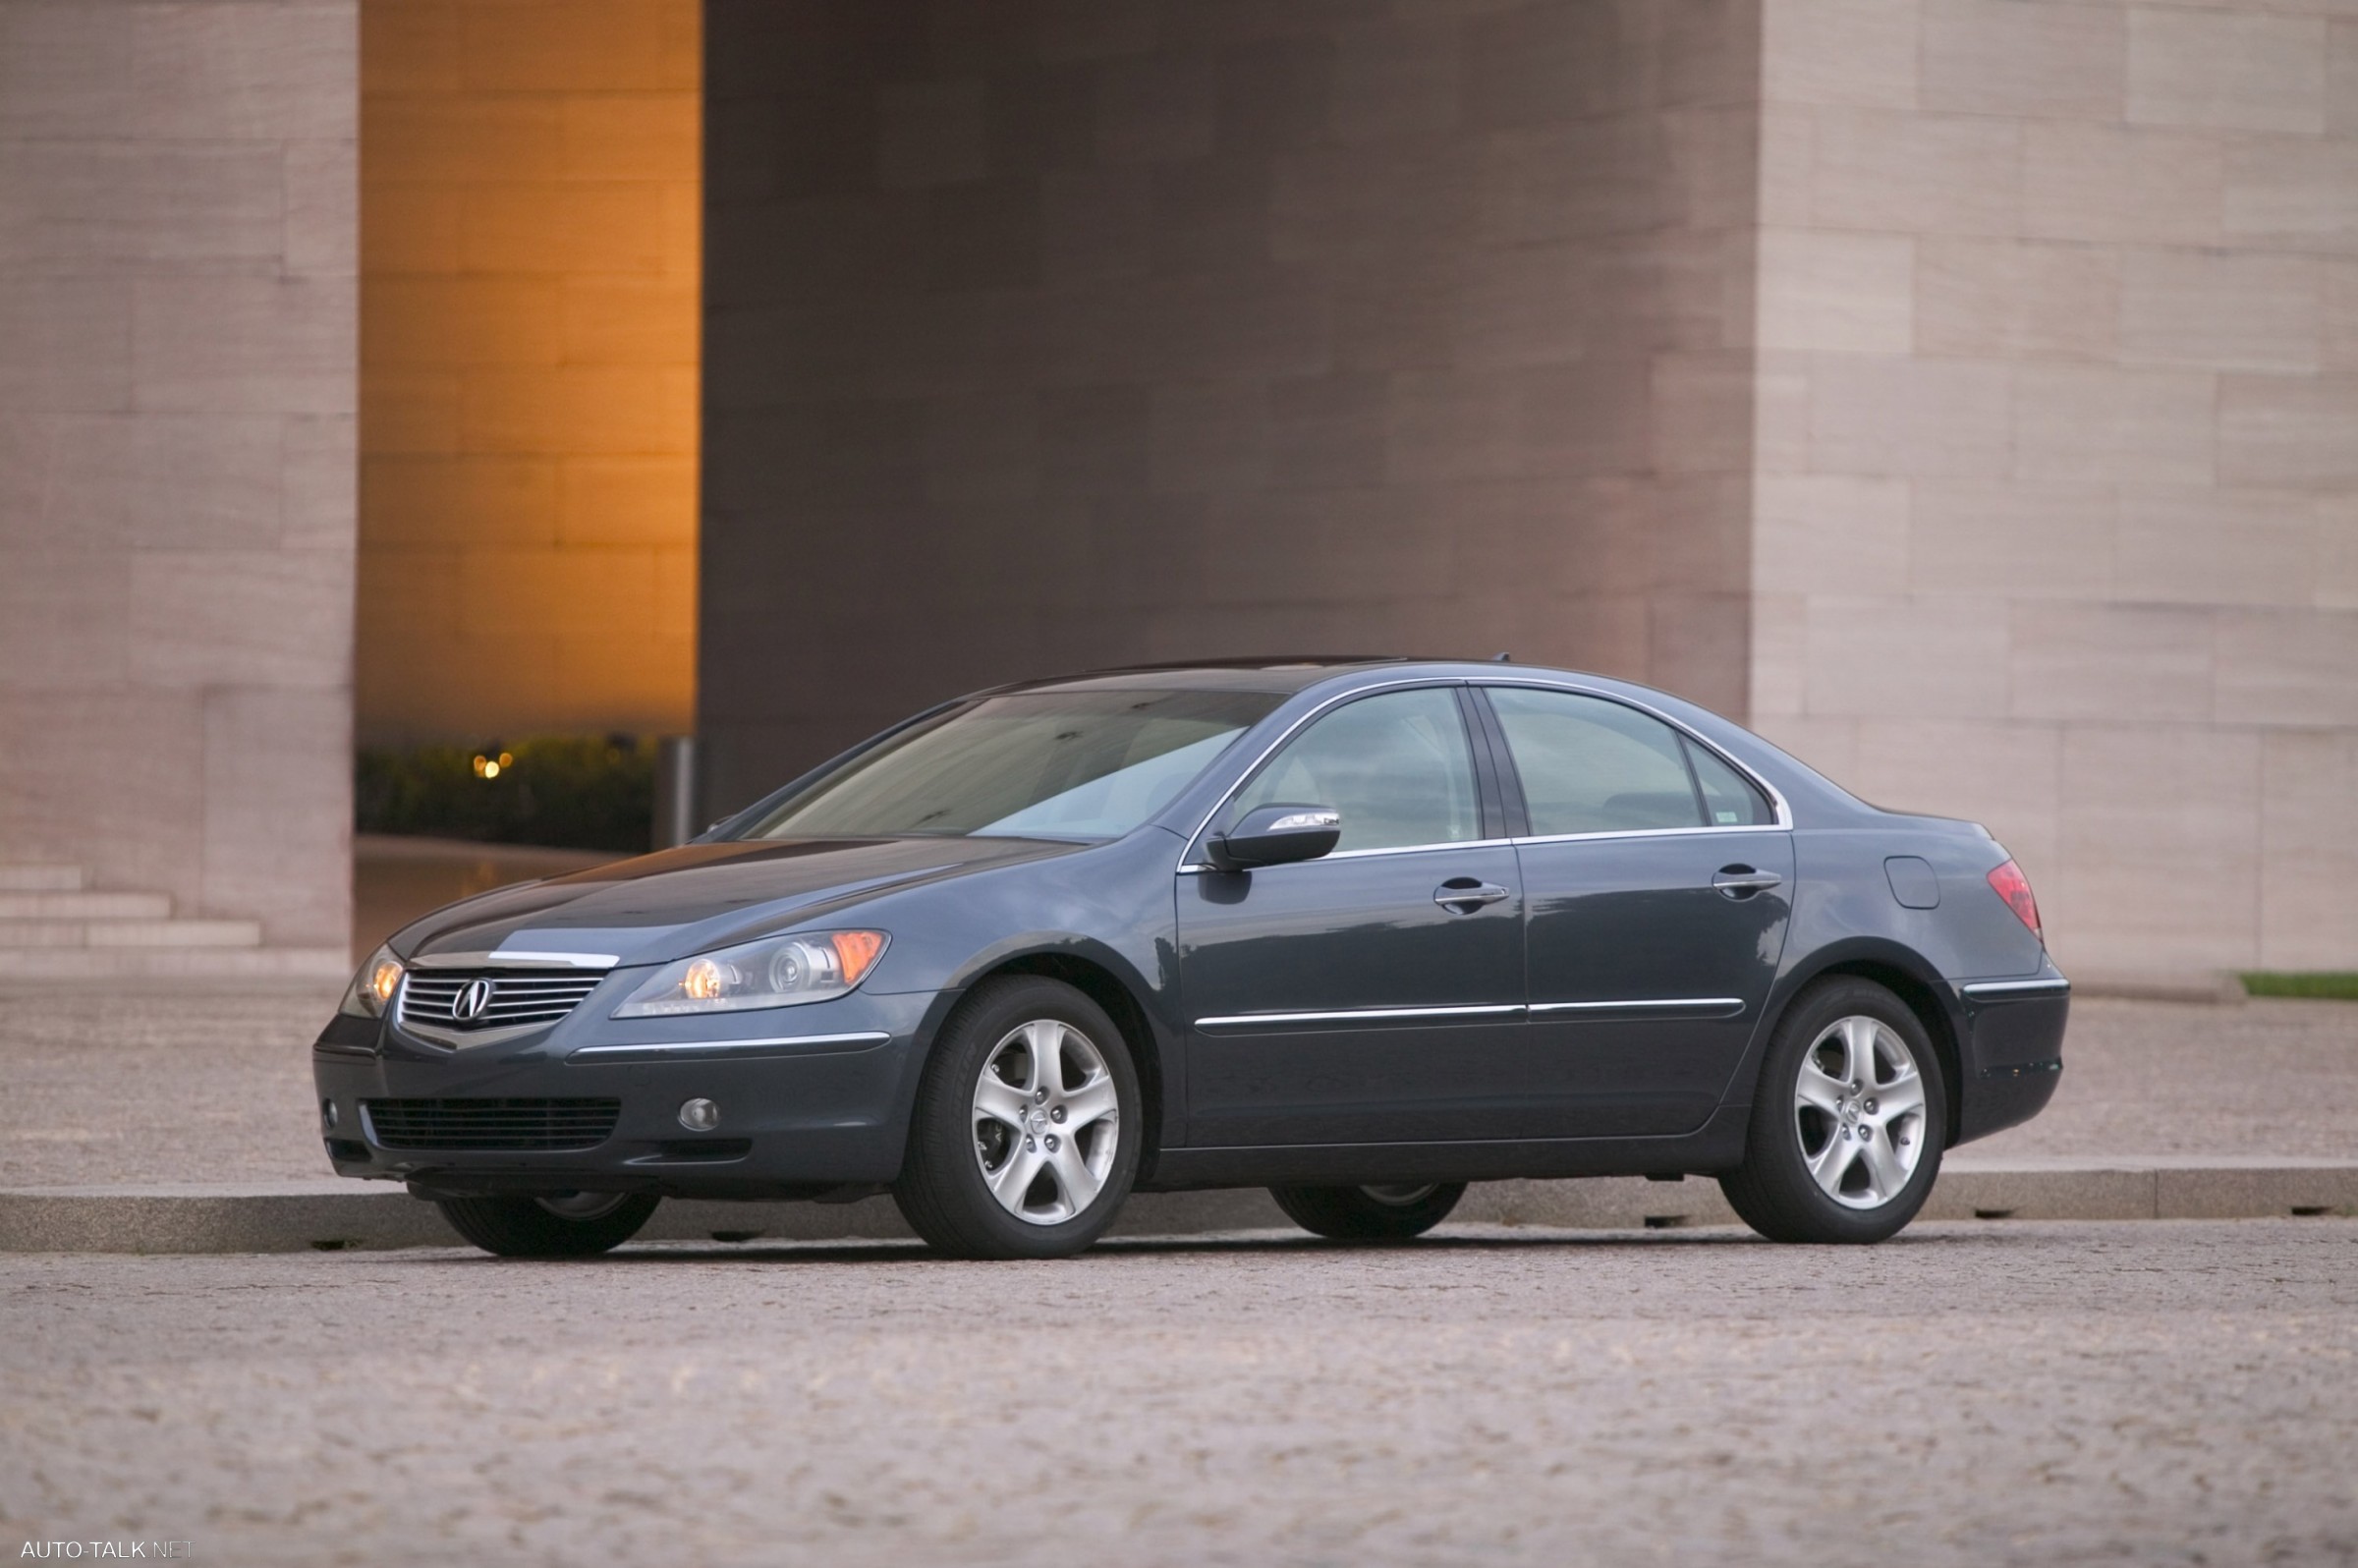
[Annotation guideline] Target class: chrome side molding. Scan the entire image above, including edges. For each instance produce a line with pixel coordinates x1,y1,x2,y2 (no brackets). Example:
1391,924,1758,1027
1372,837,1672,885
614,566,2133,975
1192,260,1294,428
1193,1003,1524,1030
1193,999,1743,1030
565,1031,892,1064
1960,978,2072,1000
1526,997,1745,1017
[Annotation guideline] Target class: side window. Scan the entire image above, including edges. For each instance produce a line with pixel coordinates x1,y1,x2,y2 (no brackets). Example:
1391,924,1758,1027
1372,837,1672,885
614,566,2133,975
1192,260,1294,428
1230,688,1481,853
1685,737,1774,826
1487,688,1703,836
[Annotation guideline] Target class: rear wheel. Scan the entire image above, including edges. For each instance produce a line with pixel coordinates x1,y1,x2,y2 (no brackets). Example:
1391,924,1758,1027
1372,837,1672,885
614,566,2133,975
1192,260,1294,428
893,977,1141,1260
1270,1181,1466,1242
435,1191,659,1258
1719,978,1947,1244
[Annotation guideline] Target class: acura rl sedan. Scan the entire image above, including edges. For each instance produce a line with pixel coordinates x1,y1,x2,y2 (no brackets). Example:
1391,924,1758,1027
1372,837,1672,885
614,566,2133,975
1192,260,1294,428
316,659,2068,1259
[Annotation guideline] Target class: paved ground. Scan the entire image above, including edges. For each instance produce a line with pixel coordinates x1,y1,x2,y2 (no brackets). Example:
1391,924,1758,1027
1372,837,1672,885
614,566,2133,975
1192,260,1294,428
2,1219,2353,1566
1,988,2349,1188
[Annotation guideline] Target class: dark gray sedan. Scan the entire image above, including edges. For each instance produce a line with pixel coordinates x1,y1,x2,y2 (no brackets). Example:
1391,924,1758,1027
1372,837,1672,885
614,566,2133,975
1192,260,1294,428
316,659,2068,1259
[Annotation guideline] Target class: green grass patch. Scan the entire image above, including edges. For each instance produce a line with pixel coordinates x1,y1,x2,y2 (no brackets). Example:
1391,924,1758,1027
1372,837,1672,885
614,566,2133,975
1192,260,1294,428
357,734,654,854
2238,972,2358,1001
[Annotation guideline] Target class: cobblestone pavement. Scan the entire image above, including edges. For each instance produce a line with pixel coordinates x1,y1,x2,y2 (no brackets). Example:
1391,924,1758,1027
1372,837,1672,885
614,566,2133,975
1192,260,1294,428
3,1219,2354,1567
2,989,2348,1187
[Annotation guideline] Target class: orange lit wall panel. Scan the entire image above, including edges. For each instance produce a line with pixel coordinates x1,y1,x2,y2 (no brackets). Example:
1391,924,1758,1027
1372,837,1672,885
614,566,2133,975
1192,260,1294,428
358,0,699,744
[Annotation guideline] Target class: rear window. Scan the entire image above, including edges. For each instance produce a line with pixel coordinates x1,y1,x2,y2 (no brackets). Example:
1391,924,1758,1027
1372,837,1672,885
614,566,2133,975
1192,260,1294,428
1685,736,1774,826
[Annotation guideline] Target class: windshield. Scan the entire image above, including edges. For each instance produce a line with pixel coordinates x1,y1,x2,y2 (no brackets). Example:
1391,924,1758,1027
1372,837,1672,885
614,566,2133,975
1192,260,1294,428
739,689,1283,841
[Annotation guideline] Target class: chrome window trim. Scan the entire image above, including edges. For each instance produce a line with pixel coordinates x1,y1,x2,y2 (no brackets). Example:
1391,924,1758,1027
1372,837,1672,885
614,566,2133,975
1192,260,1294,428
408,949,621,971
1509,822,1785,849
566,1030,891,1063
1173,675,1792,875
1178,836,1516,874
1960,978,2072,999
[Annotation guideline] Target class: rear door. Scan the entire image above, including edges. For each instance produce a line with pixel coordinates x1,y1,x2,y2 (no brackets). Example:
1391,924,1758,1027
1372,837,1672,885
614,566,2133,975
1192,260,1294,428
1477,685,1794,1139
1178,685,1529,1146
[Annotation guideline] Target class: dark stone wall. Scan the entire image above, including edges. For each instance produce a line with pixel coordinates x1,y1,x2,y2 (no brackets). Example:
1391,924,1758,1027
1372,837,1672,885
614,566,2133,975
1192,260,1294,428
700,0,1759,812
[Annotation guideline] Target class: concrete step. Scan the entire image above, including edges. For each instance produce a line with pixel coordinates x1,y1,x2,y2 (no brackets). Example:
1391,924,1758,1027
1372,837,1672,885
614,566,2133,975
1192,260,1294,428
0,918,264,949
0,890,173,920
0,946,350,980
0,865,86,892
3,1161,2352,1254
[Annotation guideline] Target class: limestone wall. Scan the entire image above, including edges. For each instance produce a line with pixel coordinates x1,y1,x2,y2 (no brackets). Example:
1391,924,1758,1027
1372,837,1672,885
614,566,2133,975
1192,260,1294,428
0,0,358,948
1750,0,2358,973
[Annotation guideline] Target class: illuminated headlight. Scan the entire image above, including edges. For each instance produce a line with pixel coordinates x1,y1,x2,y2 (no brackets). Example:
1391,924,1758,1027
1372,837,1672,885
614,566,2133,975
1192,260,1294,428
614,930,888,1018
338,944,405,1019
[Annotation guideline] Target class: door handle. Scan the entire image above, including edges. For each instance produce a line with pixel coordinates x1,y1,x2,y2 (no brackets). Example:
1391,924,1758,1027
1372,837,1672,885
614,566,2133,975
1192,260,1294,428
1712,866,1783,899
1434,878,1512,914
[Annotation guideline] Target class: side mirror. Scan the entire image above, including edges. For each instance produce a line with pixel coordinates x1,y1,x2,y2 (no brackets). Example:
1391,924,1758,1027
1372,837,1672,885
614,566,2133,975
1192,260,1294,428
1209,804,1341,870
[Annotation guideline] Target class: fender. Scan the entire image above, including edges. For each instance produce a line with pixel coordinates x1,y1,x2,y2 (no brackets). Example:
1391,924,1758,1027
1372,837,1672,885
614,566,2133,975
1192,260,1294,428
892,929,1183,1174
1728,933,1969,1143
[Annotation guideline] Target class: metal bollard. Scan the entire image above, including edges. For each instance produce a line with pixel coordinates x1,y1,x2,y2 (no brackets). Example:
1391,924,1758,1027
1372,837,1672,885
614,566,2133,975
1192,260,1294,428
652,735,699,850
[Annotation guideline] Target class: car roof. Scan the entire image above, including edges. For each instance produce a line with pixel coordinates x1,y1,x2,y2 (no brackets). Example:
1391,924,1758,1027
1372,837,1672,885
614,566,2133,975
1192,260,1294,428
997,657,1422,696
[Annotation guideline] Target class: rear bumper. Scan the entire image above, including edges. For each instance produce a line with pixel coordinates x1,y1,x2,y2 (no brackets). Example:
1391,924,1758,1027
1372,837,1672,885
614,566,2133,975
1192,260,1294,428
312,988,941,1199
1952,968,2070,1146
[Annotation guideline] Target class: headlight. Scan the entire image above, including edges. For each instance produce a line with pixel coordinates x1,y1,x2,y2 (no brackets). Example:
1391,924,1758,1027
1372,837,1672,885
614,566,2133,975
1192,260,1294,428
338,944,405,1019
613,930,888,1018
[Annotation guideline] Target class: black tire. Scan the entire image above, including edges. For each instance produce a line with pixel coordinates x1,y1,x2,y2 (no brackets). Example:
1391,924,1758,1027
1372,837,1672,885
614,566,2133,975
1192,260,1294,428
434,1192,659,1258
1719,978,1948,1244
892,976,1142,1260
1269,1181,1467,1242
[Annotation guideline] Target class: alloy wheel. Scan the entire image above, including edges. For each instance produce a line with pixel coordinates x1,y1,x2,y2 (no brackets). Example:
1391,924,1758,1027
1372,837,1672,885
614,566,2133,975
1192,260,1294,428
1793,1015,1929,1209
972,1019,1122,1225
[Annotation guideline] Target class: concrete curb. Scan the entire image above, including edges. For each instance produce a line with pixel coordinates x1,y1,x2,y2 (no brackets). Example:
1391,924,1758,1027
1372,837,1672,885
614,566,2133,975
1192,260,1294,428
2,1158,2352,1254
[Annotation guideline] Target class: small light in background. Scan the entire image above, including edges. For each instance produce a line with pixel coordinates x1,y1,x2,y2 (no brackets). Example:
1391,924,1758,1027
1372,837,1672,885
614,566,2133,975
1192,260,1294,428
471,751,513,780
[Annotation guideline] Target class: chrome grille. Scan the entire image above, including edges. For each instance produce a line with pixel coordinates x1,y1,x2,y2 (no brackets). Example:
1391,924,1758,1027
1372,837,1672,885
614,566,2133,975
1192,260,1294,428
398,969,606,1034
363,1097,620,1151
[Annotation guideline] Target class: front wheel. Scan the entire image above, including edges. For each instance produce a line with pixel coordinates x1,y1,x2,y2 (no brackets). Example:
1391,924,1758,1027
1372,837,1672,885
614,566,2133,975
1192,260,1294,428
892,977,1142,1260
435,1191,659,1258
1719,979,1947,1244
1270,1181,1467,1242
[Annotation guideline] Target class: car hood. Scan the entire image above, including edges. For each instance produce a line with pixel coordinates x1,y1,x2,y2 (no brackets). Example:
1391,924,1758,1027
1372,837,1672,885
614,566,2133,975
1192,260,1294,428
393,835,1085,968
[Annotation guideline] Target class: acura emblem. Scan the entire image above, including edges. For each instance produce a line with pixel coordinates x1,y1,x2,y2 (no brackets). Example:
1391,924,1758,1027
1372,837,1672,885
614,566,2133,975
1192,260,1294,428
451,978,495,1022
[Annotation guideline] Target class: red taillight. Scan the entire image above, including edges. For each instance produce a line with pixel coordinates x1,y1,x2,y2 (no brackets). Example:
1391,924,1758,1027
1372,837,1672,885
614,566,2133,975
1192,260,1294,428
1987,859,2041,937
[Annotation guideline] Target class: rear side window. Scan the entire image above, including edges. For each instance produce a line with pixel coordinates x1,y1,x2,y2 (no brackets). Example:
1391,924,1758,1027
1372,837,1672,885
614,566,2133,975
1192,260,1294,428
1230,687,1481,853
1685,736,1774,826
1488,688,1701,835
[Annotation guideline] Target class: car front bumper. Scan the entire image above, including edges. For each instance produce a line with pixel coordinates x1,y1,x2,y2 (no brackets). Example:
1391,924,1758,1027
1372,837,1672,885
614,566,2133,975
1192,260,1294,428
312,984,946,1199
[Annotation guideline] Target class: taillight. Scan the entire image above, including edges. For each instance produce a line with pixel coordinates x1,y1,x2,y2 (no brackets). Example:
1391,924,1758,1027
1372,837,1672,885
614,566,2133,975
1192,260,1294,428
1987,859,2041,937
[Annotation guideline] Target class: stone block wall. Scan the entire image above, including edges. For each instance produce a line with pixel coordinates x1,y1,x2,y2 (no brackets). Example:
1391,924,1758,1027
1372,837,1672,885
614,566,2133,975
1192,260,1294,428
0,0,358,947
358,0,701,744
1750,0,2358,972
700,0,1764,812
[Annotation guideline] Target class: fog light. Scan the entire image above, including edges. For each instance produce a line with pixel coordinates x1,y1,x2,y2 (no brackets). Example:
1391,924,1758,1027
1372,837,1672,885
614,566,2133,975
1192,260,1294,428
678,1097,720,1132
320,1098,338,1132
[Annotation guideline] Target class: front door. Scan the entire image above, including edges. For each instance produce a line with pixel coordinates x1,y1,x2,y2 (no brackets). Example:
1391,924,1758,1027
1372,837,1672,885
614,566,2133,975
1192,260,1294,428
1179,686,1528,1146
1482,685,1795,1138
